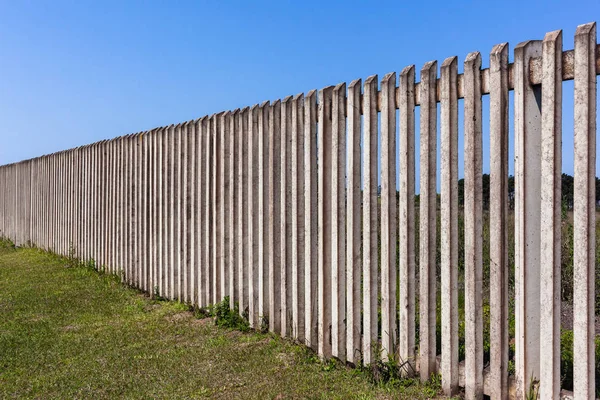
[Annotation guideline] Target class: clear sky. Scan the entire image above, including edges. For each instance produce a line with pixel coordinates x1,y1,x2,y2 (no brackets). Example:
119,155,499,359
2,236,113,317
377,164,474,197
0,1,598,189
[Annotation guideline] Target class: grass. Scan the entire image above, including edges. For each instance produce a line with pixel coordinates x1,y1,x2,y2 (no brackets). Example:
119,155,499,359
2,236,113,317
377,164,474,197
0,240,446,400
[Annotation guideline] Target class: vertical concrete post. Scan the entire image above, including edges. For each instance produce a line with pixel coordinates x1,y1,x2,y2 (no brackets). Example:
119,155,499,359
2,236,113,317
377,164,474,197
92,145,98,264
304,90,318,349
169,125,177,299
381,72,397,362
126,135,134,283
346,79,362,365
156,128,168,297
188,121,196,305
514,39,542,398
199,117,209,307
145,132,152,292
89,148,94,263
57,152,63,254
269,101,282,332
363,75,379,365
110,139,116,272
280,97,293,337
79,150,84,261
175,125,183,301
162,128,170,297
331,83,346,361
489,42,510,400
220,113,230,303
237,109,249,314
192,120,201,306
151,130,158,295
228,111,238,306
118,138,124,275
181,123,189,302
248,106,260,326
131,136,138,282
440,56,459,396
211,115,220,304
539,30,562,400
573,22,596,400
102,142,108,267
141,133,148,288
399,65,416,370
464,51,483,400
204,117,213,306
258,102,270,325
318,86,333,358
291,94,305,342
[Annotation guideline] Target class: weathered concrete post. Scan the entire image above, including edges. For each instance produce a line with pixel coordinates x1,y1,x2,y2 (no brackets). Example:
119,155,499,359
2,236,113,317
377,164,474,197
280,97,293,337
346,80,361,365
258,102,269,325
362,75,378,365
248,106,259,326
331,83,346,361
440,56,459,396
188,121,196,305
237,109,249,314
380,72,397,361
464,51,483,400
291,94,305,342
228,111,237,306
539,30,562,400
304,91,317,350
399,65,416,371
317,86,333,358
268,101,281,332
489,43,510,399
514,39,542,399
573,22,596,400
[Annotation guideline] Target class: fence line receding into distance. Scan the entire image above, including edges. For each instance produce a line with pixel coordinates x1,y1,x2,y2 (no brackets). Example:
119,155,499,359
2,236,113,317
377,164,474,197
1,22,599,400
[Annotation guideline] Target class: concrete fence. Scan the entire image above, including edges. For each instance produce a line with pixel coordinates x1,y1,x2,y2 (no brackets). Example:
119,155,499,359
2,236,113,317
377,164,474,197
1,22,599,399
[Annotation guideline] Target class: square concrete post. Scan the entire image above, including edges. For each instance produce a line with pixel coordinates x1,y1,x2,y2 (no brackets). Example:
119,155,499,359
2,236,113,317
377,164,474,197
539,30,562,400
268,101,282,332
489,43,510,400
248,106,260,326
158,129,164,294
237,109,249,314
399,65,416,371
211,115,220,304
317,86,333,358
220,113,230,303
464,51,483,400
514,39,542,399
181,123,189,302
440,56,459,396
573,22,596,400
381,72,397,362
280,98,293,337
362,75,379,365
188,121,196,305
419,61,437,382
304,91,318,350
175,125,183,301
291,94,305,342
228,111,237,307
258,102,269,325
346,80,362,365
199,117,209,307
331,83,346,361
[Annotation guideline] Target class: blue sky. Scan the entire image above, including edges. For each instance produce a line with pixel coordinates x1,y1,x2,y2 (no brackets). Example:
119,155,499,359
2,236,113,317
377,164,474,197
0,0,598,189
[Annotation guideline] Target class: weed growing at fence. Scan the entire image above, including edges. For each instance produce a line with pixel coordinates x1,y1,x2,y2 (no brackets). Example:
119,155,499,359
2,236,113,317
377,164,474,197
208,296,250,332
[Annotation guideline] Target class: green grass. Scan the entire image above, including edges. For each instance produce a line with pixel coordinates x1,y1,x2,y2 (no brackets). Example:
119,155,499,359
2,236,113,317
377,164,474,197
0,240,445,400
